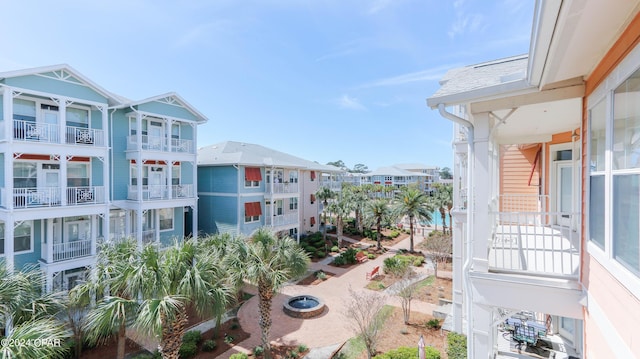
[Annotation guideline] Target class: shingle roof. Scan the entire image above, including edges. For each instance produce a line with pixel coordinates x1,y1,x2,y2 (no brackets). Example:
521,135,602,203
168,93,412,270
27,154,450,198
427,55,532,107
365,166,429,177
197,141,338,171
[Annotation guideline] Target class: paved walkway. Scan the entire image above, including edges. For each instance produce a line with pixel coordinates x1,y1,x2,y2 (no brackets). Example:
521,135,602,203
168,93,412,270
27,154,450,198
219,230,450,358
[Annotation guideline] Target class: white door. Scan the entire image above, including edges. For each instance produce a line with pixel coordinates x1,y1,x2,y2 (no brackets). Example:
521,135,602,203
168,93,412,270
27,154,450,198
43,167,60,204
149,167,165,198
556,161,573,227
149,122,163,150
559,317,575,345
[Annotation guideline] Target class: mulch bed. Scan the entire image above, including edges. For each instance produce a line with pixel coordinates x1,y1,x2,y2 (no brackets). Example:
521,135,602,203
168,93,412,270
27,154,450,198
80,337,143,358
193,318,251,358
297,270,336,285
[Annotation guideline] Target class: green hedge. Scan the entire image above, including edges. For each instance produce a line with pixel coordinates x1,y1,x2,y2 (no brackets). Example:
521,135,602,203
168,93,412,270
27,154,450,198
446,332,467,359
373,346,440,359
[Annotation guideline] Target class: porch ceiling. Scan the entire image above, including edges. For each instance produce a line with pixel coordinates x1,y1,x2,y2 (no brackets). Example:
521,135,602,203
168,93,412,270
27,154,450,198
490,97,582,144
534,0,640,87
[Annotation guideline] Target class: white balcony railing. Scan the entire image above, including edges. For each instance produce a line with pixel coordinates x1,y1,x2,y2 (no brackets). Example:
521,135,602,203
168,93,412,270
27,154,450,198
6,186,105,209
266,182,299,194
65,126,105,147
489,195,580,278
13,120,60,143
319,182,342,191
265,212,298,227
127,135,195,154
128,184,194,200
52,239,92,262
142,230,156,244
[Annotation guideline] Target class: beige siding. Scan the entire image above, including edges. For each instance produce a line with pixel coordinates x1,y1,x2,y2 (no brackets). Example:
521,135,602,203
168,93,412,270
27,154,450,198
499,144,541,212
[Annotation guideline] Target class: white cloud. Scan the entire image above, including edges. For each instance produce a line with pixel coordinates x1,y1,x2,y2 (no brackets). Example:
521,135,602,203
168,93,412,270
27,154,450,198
357,64,458,89
448,0,486,38
368,0,394,14
338,94,367,110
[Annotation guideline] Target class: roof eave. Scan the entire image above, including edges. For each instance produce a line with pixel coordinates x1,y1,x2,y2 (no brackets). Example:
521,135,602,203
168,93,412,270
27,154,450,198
427,79,535,108
527,0,563,87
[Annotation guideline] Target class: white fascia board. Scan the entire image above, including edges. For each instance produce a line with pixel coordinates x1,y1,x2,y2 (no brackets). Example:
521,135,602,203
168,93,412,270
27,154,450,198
528,0,563,87
427,79,535,108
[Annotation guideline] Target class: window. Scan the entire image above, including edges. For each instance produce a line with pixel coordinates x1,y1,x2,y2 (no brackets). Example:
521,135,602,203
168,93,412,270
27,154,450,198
310,171,316,181
245,167,262,187
14,162,37,188
68,162,90,187
289,228,298,237
66,107,89,128
589,63,640,278
289,171,298,183
159,208,174,231
0,222,33,254
289,198,298,210
172,165,181,185
13,99,36,122
244,202,262,223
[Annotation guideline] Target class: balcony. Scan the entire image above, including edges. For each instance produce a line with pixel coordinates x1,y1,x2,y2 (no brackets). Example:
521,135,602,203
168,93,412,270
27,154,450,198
319,181,342,191
127,135,195,154
6,186,105,209
127,184,194,201
12,120,105,147
65,126,105,147
265,213,298,227
266,182,299,194
489,195,580,278
13,120,59,143
51,239,92,262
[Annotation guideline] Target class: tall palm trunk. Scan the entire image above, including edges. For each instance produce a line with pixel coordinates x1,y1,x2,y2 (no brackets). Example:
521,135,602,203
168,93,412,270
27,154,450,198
258,282,273,358
117,321,126,359
409,215,415,252
322,201,328,242
376,218,382,250
440,208,447,234
160,308,188,359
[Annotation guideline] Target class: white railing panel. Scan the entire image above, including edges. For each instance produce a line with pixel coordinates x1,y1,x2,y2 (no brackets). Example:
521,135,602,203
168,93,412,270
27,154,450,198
267,183,299,194
172,184,194,198
53,239,92,262
13,187,62,208
66,186,105,205
65,126,105,147
171,138,194,153
265,213,298,227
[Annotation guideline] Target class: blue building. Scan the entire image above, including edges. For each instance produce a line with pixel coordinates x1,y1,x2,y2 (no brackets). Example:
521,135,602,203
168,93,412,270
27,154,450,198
197,141,338,239
0,64,207,291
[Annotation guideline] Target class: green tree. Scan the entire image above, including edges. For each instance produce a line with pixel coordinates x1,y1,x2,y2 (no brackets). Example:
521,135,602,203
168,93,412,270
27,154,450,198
439,167,453,179
80,238,233,359
393,187,433,252
227,229,309,358
365,198,392,250
327,195,353,247
315,186,336,242
345,186,369,234
0,263,71,359
351,163,369,173
433,183,453,235
326,160,348,171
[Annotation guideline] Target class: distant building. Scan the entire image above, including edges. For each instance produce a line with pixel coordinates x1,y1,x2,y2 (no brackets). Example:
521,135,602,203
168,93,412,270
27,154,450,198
197,141,338,239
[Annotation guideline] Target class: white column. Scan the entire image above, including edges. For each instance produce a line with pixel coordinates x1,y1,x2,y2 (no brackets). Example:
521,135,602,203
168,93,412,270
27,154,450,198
136,112,144,202
472,303,493,359
102,213,110,245
90,215,97,255
167,161,173,200
3,87,13,143
46,219,54,263
136,210,143,247
5,217,14,271
60,156,68,206
471,111,491,271
58,98,66,144
101,106,108,147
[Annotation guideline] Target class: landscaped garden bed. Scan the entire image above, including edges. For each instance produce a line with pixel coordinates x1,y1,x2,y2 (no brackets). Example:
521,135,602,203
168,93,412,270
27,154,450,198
297,269,335,285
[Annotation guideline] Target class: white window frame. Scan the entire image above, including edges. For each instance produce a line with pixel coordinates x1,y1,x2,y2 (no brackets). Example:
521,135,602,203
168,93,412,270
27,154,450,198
159,208,174,231
587,41,640,299
289,197,298,210
0,221,34,255
244,214,260,223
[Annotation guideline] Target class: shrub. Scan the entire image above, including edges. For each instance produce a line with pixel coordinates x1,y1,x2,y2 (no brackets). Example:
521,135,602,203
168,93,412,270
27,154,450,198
388,230,400,238
229,354,249,359
286,349,300,359
230,322,240,330
315,251,326,258
426,319,441,330
131,353,160,359
373,346,440,359
367,253,376,259
315,271,327,280
332,255,346,266
182,330,202,345
224,334,234,344
297,344,308,353
383,256,411,277
330,245,339,252
446,332,467,359
253,346,265,356
178,342,198,359
342,248,358,264
202,339,217,352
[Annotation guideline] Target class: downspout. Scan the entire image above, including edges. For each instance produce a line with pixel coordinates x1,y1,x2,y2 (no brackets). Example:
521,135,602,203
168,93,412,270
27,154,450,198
438,103,475,356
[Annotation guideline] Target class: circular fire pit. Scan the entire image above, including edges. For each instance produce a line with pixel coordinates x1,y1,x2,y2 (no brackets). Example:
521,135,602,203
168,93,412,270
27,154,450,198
283,295,325,318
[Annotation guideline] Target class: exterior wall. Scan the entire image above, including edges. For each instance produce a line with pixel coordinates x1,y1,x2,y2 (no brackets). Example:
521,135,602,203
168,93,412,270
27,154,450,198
582,10,640,358
14,220,42,269
110,110,132,201
300,170,319,234
240,196,263,235
159,207,185,246
137,101,200,123
4,74,108,103
499,144,541,212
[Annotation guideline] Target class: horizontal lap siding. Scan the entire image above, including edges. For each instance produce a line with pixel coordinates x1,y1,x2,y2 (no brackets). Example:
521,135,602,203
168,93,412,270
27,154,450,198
499,144,540,212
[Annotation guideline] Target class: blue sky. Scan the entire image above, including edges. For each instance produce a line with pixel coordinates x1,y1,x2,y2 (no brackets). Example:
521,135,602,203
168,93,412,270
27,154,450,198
0,0,533,171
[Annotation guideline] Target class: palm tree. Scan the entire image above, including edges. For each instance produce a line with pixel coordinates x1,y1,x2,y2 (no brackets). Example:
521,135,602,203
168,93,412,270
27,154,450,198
327,196,353,247
365,198,392,250
227,228,309,358
315,186,335,242
346,186,370,234
433,183,453,235
80,238,233,359
0,263,71,359
393,187,433,252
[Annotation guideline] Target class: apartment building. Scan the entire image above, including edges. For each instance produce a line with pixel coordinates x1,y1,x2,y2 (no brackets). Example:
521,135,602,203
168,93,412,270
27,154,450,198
0,64,206,292
197,141,337,239
427,1,640,357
